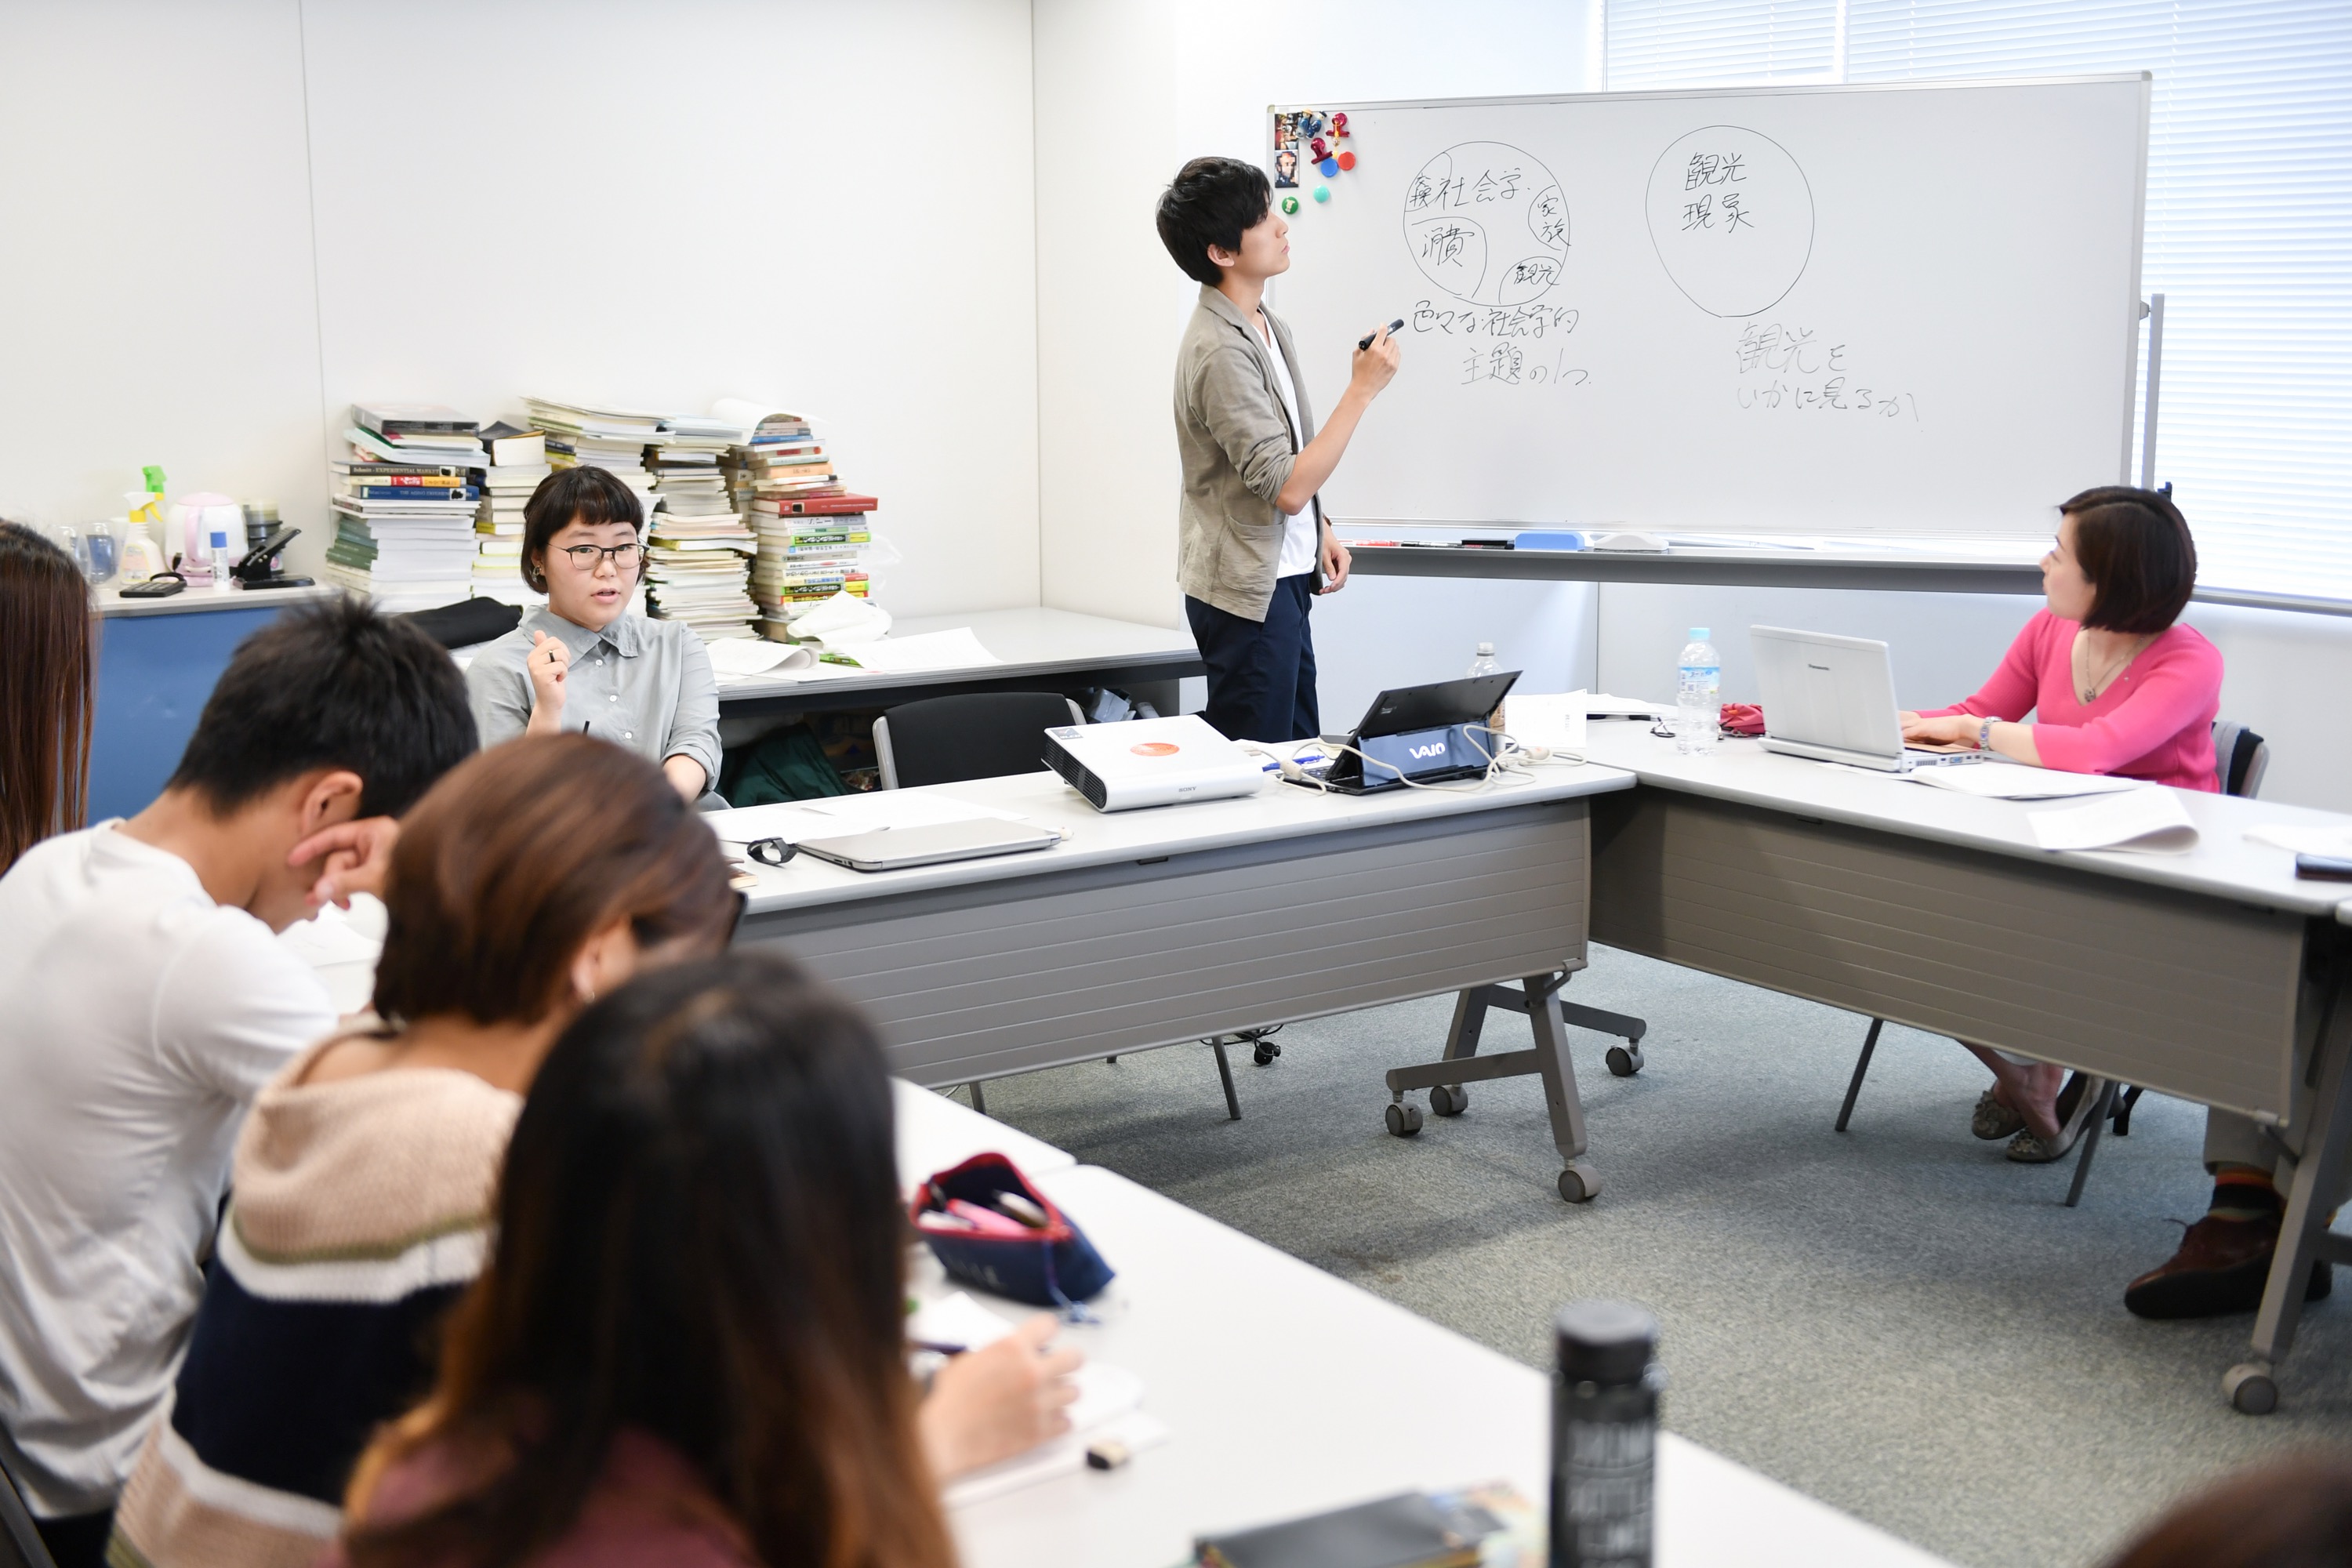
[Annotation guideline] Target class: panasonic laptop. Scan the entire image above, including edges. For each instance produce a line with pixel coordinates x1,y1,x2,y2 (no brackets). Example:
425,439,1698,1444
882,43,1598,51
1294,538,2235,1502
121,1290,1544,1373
1311,671,1523,793
1749,626,1978,774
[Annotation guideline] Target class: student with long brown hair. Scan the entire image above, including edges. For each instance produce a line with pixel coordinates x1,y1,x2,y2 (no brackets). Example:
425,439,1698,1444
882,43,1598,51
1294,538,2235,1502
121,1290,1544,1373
111,734,741,1568
331,953,999,1568
0,521,96,875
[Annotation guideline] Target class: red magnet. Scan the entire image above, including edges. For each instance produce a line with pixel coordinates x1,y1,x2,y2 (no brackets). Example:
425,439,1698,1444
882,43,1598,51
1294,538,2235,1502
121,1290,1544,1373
1332,112,1349,135
1308,136,1327,159
1336,150,1356,172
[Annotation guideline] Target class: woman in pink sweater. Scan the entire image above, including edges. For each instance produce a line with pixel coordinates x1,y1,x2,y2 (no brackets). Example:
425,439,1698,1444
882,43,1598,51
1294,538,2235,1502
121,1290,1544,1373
1900,485,2220,1161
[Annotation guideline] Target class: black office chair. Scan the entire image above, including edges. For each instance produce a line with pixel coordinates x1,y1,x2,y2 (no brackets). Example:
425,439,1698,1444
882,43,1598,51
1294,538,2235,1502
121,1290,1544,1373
872,691,1086,790
0,1445,57,1568
1834,720,2270,1207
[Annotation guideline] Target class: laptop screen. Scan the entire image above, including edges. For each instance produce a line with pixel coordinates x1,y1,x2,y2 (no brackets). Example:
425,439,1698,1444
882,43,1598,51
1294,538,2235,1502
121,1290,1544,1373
1350,672,1522,739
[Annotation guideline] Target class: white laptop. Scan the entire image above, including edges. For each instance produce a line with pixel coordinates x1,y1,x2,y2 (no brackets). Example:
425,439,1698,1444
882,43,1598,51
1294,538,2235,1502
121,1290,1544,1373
1749,626,1981,774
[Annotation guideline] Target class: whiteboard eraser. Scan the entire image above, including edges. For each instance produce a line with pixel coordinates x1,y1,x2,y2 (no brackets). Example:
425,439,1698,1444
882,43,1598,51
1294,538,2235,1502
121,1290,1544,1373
1514,529,1588,551
1590,531,1669,553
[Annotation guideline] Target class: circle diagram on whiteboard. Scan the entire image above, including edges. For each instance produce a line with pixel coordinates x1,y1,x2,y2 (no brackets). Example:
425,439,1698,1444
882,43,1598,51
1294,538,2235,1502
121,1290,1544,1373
1645,126,1813,318
1403,142,1568,307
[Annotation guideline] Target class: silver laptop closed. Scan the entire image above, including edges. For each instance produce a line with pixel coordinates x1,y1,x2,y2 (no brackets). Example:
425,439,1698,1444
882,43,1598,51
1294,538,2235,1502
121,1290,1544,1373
797,818,1061,873
1748,626,1976,774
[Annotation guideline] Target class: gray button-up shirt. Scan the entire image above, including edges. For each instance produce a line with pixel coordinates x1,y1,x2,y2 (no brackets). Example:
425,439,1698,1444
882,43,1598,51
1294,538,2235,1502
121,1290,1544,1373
465,608,721,791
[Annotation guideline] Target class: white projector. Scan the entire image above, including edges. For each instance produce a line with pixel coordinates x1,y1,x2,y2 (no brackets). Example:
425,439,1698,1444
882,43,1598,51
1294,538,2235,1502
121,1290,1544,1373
1042,714,1267,812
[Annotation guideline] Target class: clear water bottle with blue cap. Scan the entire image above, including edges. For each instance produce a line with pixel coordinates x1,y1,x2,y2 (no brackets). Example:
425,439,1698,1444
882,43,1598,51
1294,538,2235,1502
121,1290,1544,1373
1675,629,1719,757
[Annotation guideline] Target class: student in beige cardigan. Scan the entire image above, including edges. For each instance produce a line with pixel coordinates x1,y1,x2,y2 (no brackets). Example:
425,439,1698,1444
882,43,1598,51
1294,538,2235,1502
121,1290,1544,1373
1159,155,1399,742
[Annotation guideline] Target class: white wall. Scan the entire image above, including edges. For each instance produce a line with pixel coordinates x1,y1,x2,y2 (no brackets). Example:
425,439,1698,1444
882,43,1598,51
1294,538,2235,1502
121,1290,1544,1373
1598,584,2352,812
0,0,1041,616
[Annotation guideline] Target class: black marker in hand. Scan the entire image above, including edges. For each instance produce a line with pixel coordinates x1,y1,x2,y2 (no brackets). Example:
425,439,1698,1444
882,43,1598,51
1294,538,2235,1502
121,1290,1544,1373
1359,318,1405,350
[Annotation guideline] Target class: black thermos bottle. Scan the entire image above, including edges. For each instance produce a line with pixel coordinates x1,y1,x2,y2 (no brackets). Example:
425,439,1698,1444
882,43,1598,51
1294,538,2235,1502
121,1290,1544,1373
1550,1300,1661,1568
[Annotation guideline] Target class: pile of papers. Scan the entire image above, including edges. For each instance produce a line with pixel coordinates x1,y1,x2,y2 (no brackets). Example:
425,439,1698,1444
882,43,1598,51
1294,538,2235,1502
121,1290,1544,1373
322,403,484,612
710,400,881,639
643,515,759,641
472,420,550,608
524,397,662,511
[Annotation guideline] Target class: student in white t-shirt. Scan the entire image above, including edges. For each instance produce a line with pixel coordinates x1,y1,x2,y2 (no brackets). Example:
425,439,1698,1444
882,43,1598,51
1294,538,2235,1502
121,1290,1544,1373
0,598,475,1568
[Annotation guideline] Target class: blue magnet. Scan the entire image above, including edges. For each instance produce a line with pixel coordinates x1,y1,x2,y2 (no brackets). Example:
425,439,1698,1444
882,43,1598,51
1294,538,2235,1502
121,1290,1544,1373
1317,157,1339,179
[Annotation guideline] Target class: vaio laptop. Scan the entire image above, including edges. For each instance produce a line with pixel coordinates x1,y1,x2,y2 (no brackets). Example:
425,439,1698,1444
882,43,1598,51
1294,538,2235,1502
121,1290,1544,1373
1310,671,1523,793
1749,626,1980,774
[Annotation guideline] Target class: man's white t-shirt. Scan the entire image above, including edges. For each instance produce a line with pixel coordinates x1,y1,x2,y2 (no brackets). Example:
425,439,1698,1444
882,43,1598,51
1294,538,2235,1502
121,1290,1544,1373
1257,315,1321,580
0,824,335,1515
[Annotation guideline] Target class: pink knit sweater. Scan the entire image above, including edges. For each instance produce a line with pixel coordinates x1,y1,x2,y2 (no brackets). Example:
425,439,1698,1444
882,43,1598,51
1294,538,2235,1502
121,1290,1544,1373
1918,610,2223,792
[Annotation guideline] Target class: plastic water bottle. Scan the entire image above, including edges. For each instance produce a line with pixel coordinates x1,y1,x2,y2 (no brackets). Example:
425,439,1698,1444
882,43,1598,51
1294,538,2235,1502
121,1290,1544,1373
1468,641,1501,679
1675,629,1719,757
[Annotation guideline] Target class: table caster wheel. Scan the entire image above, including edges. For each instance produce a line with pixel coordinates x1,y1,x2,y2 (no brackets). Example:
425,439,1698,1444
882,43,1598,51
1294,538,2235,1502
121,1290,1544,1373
1429,1084,1468,1117
2224,1362,2278,1414
1557,1161,1601,1203
1253,1040,1281,1065
1606,1043,1644,1078
1385,1102,1424,1138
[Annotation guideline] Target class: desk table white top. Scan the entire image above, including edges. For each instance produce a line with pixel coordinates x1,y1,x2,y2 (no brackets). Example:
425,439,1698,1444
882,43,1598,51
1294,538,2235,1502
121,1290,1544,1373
1579,723,2352,917
944,1164,1949,1568
733,760,1635,918
891,1079,1075,1192
713,606,1200,702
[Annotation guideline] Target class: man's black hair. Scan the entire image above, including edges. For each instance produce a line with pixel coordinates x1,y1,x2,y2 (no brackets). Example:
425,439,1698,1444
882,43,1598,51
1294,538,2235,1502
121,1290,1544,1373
166,596,477,819
1157,157,1273,287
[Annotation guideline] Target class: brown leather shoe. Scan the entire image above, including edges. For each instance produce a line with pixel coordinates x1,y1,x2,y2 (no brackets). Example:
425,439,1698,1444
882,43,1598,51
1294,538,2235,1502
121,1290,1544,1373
2124,1213,2333,1319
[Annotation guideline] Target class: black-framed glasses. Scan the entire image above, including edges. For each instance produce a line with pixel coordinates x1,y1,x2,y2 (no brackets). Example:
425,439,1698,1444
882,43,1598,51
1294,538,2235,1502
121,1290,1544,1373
557,542,648,572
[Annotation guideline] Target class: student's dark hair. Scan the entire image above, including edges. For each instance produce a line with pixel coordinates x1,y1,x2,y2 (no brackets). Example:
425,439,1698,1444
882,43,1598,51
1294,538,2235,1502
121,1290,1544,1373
2103,1450,2352,1568
521,466,643,593
1157,156,1273,286
165,597,475,819
2060,485,2197,634
372,735,737,1027
0,523,95,874
343,952,956,1568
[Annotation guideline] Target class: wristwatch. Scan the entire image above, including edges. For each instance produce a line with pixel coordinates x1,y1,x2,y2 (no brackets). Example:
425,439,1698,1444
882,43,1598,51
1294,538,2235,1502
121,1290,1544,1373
1977,717,1996,750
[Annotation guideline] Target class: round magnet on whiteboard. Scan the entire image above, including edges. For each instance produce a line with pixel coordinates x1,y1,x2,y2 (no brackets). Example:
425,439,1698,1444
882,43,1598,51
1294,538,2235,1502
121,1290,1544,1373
1336,150,1356,172
1312,184,1330,203
1317,157,1338,178
1281,194,1299,214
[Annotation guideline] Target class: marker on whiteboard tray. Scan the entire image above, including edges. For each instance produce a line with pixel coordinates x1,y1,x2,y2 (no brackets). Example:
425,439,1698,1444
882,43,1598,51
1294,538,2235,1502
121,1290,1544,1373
1359,318,1405,350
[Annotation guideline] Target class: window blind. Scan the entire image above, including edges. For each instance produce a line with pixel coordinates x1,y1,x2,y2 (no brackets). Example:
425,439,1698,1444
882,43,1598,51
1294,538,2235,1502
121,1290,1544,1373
1603,1,1842,89
1607,2,2352,601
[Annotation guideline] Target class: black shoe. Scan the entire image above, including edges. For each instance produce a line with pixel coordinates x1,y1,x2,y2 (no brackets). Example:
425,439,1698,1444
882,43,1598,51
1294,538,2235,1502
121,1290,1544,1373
2124,1214,2333,1319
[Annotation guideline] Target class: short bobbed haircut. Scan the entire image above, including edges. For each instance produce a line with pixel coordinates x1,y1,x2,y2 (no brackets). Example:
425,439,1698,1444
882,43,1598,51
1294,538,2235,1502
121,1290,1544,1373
2060,485,2198,634
1157,157,1272,287
522,466,644,593
370,734,737,1027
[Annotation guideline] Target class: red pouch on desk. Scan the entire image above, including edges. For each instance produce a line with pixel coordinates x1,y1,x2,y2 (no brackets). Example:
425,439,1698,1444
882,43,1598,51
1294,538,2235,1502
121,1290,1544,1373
912,1153,1114,1309
1719,702,1766,736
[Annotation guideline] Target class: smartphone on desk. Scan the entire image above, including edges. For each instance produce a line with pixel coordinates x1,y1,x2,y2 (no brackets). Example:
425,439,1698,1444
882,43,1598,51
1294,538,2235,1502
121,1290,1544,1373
2295,854,2352,880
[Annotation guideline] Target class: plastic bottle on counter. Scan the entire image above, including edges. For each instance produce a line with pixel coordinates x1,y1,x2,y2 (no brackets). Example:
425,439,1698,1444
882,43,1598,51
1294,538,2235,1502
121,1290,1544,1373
1674,628,1719,757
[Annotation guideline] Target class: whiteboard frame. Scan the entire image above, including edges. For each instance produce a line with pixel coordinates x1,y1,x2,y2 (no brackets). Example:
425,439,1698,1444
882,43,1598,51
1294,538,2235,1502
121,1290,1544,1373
1270,73,2154,522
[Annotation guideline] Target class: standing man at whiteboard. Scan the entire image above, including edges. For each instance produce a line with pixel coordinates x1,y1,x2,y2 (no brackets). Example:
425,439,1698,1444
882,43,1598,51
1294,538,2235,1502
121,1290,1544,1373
1158,155,1400,742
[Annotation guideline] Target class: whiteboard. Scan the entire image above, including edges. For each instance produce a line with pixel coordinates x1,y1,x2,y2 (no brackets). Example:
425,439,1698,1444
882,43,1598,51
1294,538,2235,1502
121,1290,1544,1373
1269,76,2149,535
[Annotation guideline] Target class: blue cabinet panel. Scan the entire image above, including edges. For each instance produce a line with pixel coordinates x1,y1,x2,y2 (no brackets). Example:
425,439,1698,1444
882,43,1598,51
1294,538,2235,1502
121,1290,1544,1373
89,608,284,821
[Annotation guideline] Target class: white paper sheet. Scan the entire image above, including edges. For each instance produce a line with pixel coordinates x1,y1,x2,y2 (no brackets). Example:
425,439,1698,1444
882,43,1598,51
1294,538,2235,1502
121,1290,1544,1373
703,639,815,677
1907,766,2140,800
1583,692,1671,717
2027,788,2199,853
834,626,1001,674
798,792,1026,829
278,902,385,967
702,802,839,845
2245,823,2352,858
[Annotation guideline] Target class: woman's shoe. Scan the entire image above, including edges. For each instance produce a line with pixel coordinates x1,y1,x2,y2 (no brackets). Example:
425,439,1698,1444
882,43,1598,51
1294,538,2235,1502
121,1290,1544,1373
1973,1088,2025,1141
2005,1074,2107,1163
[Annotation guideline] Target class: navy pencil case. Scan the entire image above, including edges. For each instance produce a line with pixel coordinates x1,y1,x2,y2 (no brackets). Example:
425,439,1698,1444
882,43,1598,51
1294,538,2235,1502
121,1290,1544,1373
911,1152,1114,1310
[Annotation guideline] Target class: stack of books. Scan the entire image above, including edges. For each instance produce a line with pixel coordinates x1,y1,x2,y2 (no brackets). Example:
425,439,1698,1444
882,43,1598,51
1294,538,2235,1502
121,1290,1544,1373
641,410,759,641
324,404,486,612
472,420,551,606
714,408,880,640
523,397,663,512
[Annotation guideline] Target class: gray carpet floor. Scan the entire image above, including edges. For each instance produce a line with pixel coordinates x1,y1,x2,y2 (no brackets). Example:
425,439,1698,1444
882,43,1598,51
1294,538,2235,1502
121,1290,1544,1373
959,944,2352,1568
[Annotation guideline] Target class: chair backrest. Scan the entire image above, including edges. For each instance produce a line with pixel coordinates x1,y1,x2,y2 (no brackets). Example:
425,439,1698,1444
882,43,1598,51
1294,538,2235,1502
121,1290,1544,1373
873,692,1086,789
0,1445,57,1568
2212,719,2269,799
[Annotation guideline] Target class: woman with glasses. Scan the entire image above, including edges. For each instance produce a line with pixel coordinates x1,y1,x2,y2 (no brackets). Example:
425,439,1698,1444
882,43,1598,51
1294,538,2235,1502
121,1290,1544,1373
464,467,720,801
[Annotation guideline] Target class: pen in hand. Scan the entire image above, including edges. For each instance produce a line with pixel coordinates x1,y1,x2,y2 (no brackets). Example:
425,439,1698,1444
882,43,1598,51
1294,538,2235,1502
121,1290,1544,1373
1359,318,1406,350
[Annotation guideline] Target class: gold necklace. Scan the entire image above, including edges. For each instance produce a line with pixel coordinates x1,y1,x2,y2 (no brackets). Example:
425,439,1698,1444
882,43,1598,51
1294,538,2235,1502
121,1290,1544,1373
2077,635,2149,702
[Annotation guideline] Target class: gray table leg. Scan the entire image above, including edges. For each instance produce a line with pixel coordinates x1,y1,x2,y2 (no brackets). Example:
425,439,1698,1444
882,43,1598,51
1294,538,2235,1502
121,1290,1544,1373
1384,973,1606,1202
1526,973,1602,1202
2229,969,2352,1413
